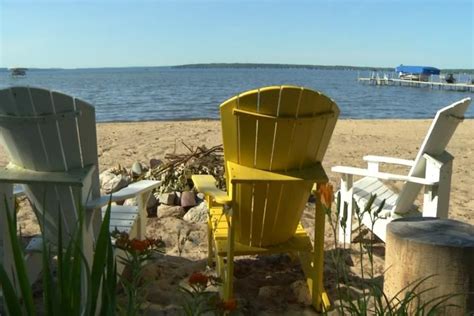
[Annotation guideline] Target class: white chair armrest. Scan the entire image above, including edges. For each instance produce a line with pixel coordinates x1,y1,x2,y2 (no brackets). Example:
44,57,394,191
86,180,160,209
331,166,436,185
363,155,415,167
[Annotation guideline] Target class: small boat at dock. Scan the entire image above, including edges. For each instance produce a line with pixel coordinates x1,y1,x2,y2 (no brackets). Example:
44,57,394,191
9,67,28,77
395,65,440,82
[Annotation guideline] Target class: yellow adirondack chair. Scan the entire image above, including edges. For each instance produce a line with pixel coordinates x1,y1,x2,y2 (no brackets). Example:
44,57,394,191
192,85,339,311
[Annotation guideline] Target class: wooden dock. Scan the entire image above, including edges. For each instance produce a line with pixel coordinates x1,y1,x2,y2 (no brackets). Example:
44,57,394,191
359,77,474,92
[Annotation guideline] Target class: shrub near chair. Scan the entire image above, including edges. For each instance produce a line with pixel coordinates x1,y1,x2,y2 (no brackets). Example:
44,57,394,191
192,85,339,311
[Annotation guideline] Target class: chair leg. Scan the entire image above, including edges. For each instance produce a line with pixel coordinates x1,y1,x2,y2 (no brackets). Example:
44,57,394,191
224,211,236,301
223,254,234,300
207,217,214,267
315,191,330,311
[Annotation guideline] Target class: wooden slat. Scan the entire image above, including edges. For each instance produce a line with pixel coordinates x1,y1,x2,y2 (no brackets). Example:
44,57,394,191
270,87,302,170
236,90,258,167
235,183,252,244
28,88,65,171
74,99,101,206
52,92,82,170
233,108,334,122
312,97,339,163
250,183,267,246
0,164,94,186
220,97,239,192
0,88,19,162
25,183,74,240
254,87,279,170
227,161,327,183
0,88,29,168
259,183,284,245
8,88,46,171
214,229,312,256
87,180,160,209
303,93,336,167
279,182,312,240
191,175,230,204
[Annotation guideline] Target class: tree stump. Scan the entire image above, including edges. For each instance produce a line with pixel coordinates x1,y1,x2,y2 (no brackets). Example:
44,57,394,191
384,218,474,315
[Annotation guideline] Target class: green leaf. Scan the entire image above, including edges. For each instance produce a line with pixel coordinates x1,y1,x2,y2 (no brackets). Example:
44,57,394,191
0,264,23,315
90,198,114,314
3,196,36,315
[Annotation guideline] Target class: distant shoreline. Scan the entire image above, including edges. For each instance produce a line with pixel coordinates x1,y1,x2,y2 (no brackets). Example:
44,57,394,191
1,63,473,73
95,118,474,124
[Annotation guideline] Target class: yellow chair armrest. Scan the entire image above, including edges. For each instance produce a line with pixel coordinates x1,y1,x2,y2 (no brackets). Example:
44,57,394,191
191,175,231,205
227,161,328,183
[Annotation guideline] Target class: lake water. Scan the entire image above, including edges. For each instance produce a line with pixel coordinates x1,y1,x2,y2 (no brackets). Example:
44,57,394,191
0,67,472,122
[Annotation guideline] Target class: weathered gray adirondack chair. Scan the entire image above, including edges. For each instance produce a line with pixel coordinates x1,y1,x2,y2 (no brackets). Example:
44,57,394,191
332,97,471,243
0,86,159,289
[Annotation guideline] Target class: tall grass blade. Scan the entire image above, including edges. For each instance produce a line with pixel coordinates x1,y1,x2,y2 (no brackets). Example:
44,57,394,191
0,265,23,315
2,197,36,315
90,198,113,314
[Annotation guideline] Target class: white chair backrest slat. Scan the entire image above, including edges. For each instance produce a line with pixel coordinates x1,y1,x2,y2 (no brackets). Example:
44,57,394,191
27,88,67,171
0,89,23,166
51,91,83,170
75,99,101,201
394,97,471,213
0,88,41,169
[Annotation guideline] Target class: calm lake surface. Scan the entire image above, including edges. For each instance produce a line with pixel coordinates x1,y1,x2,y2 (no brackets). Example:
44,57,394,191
0,67,472,122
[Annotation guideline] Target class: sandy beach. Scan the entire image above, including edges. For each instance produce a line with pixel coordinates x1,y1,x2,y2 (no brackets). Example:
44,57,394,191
88,119,472,224
1,119,473,314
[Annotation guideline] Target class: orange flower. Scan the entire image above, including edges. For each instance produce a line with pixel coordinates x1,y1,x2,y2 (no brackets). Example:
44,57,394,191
218,298,237,312
318,183,333,208
129,239,149,252
188,272,209,287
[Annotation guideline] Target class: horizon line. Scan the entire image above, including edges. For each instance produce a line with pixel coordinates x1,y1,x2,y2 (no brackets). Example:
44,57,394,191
1,62,473,71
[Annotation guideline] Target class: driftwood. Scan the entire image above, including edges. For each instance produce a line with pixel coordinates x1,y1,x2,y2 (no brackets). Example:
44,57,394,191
143,142,225,193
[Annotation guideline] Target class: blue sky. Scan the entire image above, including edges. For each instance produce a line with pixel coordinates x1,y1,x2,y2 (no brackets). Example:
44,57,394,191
1,0,472,68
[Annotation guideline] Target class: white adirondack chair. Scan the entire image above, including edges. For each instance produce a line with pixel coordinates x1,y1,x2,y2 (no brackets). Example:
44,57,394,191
0,86,160,289
332,97,471,244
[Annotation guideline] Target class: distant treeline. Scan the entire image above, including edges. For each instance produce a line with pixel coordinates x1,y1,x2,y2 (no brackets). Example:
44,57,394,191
173,63,393,71
173,63,474,74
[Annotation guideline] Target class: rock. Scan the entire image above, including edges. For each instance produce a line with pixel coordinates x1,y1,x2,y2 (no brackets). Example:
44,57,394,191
99,170,130,194
131,161,143,176
147,194,158,217
290,280,312,305
147,193,158,208
181,191,197,208
174,191,181,205
124,197,137,206
157,205,185,219
158,192,177,205
258,285,285,301
149,158,163,169
183,202,209,223
196,192,205,201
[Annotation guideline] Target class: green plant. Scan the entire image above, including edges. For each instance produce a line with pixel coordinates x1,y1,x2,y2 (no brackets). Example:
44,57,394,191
317,184,461,315
113,231,164,315
0,199,117,315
